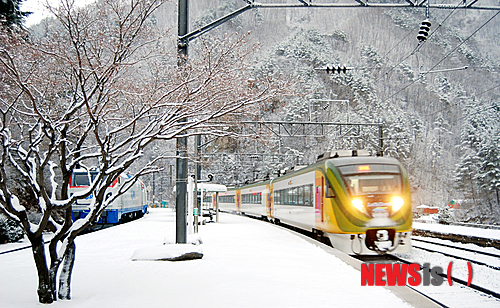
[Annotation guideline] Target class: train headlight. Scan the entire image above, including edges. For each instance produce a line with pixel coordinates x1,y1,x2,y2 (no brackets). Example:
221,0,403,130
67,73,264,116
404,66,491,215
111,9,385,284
352,198,364,211
392,197,404,212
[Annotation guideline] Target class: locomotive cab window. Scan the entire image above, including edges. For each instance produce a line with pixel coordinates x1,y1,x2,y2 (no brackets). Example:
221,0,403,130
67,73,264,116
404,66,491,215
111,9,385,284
71,172,98,186
346,175,401,195
338,164,402,196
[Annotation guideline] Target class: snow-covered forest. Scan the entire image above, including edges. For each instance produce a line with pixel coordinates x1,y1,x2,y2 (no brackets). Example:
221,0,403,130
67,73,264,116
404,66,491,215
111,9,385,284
148,0,500,224
27,0,496,223
0,0,499,304
4,1,499,226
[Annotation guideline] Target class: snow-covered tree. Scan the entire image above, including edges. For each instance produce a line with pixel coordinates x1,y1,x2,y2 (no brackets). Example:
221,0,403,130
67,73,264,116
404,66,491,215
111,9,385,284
438,206,453,225
455,98,500,218
0,213,24,243
0,0,284,304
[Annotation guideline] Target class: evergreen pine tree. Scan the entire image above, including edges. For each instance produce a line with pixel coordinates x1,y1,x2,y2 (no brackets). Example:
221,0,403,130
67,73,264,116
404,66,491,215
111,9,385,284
438,206,453,225
0,0,31,28
0,214,24,243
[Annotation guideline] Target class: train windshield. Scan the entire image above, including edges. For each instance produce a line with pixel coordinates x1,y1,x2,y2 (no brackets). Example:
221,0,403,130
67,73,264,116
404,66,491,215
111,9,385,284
338,164,402,196
71,172,98,187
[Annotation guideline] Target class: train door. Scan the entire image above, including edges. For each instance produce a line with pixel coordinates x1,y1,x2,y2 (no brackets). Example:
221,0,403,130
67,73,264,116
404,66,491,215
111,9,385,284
236,190,241,212
266,183,273,218
315,172,324,224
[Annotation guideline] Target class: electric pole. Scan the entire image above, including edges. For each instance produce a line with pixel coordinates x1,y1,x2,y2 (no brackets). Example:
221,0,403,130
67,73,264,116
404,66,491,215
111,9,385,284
176,0,188,244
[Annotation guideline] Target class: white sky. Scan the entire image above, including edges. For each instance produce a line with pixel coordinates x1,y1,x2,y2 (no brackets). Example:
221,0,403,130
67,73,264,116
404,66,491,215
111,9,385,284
21,0,54,27
21,0,96,27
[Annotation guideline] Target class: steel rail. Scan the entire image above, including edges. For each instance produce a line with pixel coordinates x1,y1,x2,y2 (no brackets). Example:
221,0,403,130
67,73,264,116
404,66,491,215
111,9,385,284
412,237,500,259
412,244,500,271
389,254,500,300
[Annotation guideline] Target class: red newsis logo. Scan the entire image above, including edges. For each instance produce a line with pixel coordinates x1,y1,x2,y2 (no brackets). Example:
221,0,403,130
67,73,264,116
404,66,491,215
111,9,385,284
361,262,472,287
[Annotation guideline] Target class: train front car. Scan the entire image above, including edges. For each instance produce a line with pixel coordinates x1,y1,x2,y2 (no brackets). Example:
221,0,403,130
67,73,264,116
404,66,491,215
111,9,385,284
320,154,412,255
70,170,147,224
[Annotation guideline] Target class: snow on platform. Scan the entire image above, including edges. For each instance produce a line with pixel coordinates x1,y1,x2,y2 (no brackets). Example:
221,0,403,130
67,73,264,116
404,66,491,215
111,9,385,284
0,208,421,308
413,222,500,240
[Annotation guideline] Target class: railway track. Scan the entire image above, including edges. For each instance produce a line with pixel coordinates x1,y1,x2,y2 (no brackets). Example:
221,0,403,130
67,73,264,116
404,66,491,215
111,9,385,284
0,222,120,256
411,238,500,271
353,252,500,307
390,254,500,301
412,237,500,258
412,228,500,249
394,235,500,306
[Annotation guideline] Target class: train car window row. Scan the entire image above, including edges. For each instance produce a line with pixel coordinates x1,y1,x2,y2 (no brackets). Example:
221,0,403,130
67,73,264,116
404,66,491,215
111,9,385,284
274,184,313,207
219,195,235,203
241,192,262,204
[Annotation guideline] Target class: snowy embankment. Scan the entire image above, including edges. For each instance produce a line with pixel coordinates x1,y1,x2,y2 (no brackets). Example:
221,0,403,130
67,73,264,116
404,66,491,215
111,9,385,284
413,222,500,241
0,208,414,308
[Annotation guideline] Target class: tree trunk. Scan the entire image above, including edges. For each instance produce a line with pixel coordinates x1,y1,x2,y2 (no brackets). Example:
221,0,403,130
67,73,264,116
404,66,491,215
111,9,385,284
58,241,76,300
31,236,54,304
48,208,74,300
49,255,61,301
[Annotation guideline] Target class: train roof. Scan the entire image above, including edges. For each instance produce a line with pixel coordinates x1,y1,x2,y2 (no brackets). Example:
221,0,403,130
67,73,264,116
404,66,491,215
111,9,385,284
72,168,97,173
226,152,404,190
327,156,401,167
197,183,227,192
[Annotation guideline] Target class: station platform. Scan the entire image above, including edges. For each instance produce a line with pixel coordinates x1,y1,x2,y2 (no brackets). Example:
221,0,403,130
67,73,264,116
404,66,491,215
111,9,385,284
0,208,439,307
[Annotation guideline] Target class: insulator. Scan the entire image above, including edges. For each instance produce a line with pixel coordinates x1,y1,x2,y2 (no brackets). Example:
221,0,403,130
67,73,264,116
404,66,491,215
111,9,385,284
417,19,432,42
420,25,430,32
421,19,432,27
324,66,349,73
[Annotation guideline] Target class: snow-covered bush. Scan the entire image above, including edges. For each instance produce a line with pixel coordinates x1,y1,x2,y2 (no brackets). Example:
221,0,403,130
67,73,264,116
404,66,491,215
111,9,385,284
0,215,24,244
438,207,453,225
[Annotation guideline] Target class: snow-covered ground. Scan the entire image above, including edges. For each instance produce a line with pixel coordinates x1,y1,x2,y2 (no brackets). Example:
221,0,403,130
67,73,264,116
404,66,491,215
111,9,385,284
0,208,417,308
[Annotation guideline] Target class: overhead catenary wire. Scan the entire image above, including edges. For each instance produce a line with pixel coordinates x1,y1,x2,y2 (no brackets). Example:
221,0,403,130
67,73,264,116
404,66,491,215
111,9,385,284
381,9,500,104
367,0,449,73
418,81,500,119
475,83,500,97
375,0,464,82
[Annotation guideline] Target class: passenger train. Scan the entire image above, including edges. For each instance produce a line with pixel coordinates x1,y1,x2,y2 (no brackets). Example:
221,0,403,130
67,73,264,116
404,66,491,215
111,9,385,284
218,150,412,255
70,169,148,224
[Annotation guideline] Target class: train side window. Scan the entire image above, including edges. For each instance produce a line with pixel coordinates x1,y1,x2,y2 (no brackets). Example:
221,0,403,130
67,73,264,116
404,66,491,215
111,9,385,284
298,186,304,206
304,185,311,206
291,187,297,205
325,180,336,198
